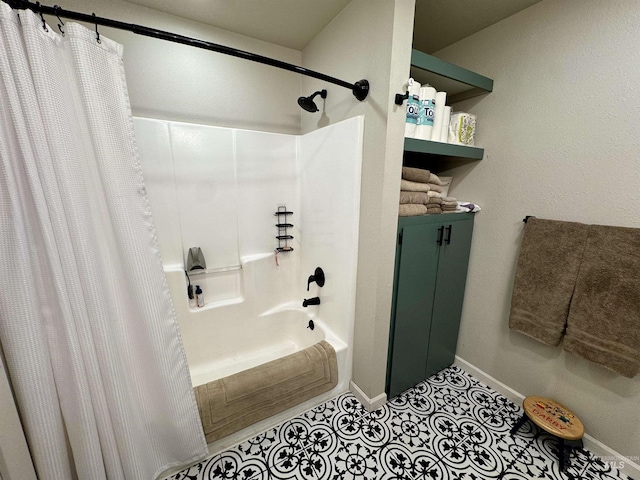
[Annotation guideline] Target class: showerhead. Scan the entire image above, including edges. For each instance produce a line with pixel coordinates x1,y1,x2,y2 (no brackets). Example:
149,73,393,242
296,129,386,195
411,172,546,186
297,89,327,113
297,96,319,113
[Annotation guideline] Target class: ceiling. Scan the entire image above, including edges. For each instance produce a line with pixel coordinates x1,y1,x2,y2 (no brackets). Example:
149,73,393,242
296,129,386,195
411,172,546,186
412,0,543,53
122,0,542,53
123,0,352,51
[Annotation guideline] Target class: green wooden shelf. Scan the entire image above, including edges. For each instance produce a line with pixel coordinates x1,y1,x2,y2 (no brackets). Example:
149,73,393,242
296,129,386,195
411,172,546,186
404,49,491,160
410,49,493,103
404,138,484,160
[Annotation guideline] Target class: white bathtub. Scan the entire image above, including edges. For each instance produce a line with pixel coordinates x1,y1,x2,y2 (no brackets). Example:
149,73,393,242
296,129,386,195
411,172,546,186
186,307,347,387
164,253,352,450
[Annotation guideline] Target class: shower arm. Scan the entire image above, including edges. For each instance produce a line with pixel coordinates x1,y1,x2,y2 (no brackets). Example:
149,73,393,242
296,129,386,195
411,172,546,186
4,0,370,101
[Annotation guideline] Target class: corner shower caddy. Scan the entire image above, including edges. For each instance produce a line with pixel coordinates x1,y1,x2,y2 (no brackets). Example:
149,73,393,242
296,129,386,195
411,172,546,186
274,206,294,253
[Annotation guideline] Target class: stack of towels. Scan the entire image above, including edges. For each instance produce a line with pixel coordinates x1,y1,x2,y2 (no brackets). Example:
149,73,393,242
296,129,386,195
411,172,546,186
441,197,457,213
399,166,457,217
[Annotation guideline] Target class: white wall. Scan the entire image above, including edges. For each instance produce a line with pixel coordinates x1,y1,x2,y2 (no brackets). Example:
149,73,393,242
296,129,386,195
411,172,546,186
299,116,364,346
434,0,640,457
235,130,299,256
134,117,301,263
300,0,415,402
55,0,302,134
134,117,299,306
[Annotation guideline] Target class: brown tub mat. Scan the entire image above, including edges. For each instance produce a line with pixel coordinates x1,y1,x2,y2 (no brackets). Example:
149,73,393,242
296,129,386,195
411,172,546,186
194,340,338,442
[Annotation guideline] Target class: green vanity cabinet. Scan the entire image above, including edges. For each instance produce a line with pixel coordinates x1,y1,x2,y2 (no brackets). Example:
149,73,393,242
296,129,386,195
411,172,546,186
386,213,475,399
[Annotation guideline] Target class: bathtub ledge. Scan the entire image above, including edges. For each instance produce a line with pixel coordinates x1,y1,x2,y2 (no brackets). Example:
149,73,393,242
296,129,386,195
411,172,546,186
258,301,305,317
189,296,244,312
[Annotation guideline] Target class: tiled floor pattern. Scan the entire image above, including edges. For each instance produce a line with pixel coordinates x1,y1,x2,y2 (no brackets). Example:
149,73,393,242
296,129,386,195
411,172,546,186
170,366,633,480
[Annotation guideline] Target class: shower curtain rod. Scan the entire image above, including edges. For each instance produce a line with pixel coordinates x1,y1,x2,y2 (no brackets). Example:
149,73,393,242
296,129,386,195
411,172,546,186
4,0,370,101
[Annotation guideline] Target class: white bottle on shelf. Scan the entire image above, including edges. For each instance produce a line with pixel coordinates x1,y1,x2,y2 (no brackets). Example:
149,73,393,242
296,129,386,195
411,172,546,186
430,91,447,142
404,78,421,138
195,285,204,308
416,86,436,140
440,106,452,143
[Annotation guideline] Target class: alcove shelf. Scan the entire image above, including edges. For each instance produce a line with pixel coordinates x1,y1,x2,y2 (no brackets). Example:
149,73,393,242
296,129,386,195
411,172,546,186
410,49,493,104
406,49,493,161
404,138,484,160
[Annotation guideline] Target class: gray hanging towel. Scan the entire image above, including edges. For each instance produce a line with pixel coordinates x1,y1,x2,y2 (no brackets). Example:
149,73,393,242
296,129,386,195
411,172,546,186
564,225,640,377
509,218,588,345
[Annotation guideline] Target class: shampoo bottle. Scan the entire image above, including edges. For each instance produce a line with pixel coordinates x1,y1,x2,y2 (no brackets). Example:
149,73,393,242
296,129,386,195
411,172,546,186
195,285,204,308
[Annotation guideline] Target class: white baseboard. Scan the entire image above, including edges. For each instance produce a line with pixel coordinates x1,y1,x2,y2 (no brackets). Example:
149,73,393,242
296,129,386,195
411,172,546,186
454,356,640,479
349,380,387,412
453,356,526,405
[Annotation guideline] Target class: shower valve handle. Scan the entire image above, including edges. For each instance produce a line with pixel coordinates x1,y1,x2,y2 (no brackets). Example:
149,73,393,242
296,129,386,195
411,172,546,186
306,267,325,291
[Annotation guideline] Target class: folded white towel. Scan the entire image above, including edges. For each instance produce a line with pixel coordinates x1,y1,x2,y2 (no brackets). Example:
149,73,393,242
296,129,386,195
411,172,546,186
456,202,481,213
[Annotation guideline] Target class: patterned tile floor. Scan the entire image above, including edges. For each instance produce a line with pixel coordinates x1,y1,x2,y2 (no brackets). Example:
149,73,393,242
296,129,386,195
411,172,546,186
170,366,633,480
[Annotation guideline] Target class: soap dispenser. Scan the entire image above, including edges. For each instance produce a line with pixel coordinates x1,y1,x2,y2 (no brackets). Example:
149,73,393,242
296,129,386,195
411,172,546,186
195,285,204,308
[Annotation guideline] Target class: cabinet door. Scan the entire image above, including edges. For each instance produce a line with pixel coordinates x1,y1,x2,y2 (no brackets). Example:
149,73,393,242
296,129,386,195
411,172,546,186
426,217,474,377
388,222,441,398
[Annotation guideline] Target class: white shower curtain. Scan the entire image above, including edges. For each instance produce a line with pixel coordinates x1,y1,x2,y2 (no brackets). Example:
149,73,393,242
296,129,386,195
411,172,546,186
0,5,207,480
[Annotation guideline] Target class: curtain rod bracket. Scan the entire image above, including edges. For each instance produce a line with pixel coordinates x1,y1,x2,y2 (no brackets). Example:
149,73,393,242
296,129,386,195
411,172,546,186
353,79,369,101
395,91,409,105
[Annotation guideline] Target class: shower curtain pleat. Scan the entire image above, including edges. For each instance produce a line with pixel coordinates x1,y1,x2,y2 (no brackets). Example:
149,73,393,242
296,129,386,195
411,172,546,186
0,4,207,479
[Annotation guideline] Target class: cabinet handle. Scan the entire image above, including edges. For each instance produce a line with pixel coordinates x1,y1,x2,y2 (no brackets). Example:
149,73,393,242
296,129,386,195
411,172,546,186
445,225,452,245
437,226,444,246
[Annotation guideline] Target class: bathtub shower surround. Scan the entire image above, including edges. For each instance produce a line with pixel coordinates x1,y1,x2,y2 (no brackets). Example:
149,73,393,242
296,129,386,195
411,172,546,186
0,6,207,480
135,116,364,444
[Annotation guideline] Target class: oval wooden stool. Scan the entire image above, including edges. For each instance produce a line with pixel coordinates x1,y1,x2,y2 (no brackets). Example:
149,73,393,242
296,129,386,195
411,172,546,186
510,396,585,472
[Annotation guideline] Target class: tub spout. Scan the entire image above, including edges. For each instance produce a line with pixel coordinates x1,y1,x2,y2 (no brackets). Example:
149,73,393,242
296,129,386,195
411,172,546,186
302,297,321,307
